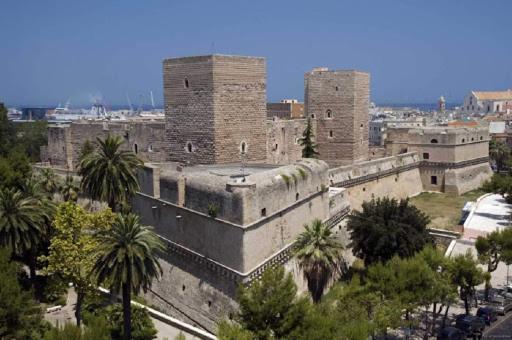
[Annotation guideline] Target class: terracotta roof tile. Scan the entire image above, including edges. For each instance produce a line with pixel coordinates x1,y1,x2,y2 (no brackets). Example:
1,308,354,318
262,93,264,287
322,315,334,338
473,90,512,101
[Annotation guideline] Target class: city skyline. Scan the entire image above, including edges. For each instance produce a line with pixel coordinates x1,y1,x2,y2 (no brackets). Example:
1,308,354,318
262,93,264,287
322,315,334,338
1,0,511,107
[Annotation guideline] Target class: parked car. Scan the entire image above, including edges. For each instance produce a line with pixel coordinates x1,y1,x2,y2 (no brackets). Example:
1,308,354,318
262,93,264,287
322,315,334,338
455,314,485,335
437,326,466,340
490,296,512,315
496,286,512,299
476,306,498,325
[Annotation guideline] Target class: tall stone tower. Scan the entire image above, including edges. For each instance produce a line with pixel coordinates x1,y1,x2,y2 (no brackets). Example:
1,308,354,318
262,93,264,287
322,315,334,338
163,55,267,165
304,68,370,167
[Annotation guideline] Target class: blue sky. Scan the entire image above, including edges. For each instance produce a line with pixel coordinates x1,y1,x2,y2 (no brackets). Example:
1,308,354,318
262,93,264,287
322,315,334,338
1,0,511,107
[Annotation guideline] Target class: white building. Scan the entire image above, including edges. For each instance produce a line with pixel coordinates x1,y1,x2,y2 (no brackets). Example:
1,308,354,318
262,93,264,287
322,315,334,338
460,90,512,115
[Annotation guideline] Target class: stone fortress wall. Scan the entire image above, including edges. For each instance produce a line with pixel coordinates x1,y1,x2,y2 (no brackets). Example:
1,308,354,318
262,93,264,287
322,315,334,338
41,53,494,333
328,153,424,210
305,68,370,167
132,159,343,331
45,119,167,171
385,126,493,194
163,55,267,165
266,118,309,165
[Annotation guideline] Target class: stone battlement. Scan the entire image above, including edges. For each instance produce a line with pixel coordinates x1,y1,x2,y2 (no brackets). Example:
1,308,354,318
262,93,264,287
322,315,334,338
328,152,421,187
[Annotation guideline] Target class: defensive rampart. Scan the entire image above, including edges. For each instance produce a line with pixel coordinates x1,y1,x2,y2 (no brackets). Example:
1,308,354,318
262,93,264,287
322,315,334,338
328,152,423,210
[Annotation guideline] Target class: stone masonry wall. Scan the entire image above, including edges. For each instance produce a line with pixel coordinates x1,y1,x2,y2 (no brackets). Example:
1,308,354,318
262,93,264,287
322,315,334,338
164,55,267,165
46,120,167,171
305,69,370,167
266,118,307,165
328,153,423,210
212,55,267,164
164,56,216,165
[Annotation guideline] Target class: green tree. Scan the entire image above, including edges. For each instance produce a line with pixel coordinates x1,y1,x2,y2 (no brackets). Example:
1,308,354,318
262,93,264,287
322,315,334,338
316,278,402,339
347,197,432,266
92,214,163,340
447,251,485,315
482,174,512,204
0,247,49,339
14,120,48,162
417,246,457,334
293,218,344,302
41,202,115,326
0,103,16,157
43,315,110,340
489,139,510,172
0,150,32,190
298,118,319,158
59,175,80,202
78,135,142,211
0,188,48,279
234,266,310,339
217,320,254,340
102,304,157,340
475,229,512,300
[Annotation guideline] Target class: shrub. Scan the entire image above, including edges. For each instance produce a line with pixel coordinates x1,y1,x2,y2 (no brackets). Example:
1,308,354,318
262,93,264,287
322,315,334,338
42,275,67,304
207,203,219,218
83,301,157,340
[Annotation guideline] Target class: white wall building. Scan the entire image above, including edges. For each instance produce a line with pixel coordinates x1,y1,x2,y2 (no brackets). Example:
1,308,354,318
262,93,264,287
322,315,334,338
460,90,512,115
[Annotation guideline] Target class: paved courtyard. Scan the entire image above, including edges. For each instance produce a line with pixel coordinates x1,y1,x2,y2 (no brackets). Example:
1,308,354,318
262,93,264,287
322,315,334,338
463,194,512,241
447,192,512,297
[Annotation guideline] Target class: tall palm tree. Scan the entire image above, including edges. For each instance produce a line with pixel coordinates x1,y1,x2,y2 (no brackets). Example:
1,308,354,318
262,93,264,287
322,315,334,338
0,188,46,279
293,219,344,302
92,213,164,340
78,135,142,212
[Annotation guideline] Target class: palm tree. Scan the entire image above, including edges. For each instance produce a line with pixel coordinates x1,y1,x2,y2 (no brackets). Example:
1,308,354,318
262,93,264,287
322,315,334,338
78,135,142,212
92,213,164,340
293,219,344,302
39,168,58,195
0,188,46,279
489,140,510,172
60,175,79,202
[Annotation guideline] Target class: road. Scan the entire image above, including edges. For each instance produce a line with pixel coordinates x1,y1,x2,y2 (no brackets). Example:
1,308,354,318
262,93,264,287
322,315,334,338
484,311,512,339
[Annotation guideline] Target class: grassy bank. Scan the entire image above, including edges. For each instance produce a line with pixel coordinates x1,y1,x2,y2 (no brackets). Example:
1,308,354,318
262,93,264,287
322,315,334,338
409,189,486,231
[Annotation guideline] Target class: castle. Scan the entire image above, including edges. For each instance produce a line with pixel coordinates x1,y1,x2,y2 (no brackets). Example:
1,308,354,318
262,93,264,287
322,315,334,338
42,54,492,332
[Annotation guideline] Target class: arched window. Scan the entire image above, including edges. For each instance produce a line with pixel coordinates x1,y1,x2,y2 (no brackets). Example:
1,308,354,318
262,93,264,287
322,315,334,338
326,109,332,118
184,78,189,88
480,136,483,140
311,114,315,119
186,142,193,153
240,141,247,154
430,139,438,144
461,138,465,143
329,130,333,138
133,143,138,154
295,193,299,201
